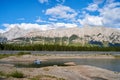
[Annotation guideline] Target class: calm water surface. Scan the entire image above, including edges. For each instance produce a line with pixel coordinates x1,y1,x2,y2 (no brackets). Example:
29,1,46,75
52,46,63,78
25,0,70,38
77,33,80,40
47,58,120,72
0,51,120,72
0,58,120,72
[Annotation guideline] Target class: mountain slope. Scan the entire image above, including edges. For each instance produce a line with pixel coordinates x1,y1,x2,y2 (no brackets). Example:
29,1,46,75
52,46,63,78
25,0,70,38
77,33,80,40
1,26,120,44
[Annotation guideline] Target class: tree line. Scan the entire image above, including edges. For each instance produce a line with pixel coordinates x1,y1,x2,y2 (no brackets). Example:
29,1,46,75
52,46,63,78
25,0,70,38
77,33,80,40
0,43,119,51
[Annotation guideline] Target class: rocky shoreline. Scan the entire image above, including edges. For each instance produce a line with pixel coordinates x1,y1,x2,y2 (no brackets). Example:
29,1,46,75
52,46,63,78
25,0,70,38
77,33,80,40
0,53,116,62
0,54,120,80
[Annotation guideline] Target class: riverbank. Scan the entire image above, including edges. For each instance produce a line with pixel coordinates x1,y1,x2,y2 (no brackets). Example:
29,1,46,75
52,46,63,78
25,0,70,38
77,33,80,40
0,63,120,80
0,53,120,80
0,53,117,62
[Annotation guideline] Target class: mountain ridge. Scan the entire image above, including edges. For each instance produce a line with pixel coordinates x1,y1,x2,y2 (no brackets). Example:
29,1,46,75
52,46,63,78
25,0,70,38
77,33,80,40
0,26,120,44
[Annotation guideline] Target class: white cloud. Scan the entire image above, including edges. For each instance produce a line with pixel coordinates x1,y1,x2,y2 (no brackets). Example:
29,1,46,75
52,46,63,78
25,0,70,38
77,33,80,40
2,23,48,31
45,5,77,20
79,1,120,28
93,0,104,4
106,0,115,3
2,24,17,31
99,2,120,28
49,18,57,21
19,23,46,30
38,0,65,4
51,23,77,29
78,14,103,26
1,22,77,33
35,17,46,23
0,29,5,33
38,0,48,4
86,3,98,11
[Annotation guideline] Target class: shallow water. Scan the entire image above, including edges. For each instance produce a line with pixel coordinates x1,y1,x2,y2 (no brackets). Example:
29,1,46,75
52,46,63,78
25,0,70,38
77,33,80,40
0,58,120,72
46,58,120,72
0,51,120,54
13,58,120,72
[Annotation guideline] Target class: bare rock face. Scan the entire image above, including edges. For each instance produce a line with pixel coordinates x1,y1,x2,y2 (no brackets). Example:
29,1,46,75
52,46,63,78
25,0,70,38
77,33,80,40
2,26,42,40
1,26,120,44
3,26,27,40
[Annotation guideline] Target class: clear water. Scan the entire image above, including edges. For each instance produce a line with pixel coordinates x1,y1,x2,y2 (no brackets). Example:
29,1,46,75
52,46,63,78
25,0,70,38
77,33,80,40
0,58,120,72
46,58,120,72
0,51,120,72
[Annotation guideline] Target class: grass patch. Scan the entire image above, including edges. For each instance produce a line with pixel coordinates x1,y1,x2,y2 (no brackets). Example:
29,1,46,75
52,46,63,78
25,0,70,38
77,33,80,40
0,71,24,78
91,77,107,80
0,54,13,59
0,52,31,59
30,75,65,80
114,55,120,58
7,71,24,78
0,71,5,77
17,52,31,56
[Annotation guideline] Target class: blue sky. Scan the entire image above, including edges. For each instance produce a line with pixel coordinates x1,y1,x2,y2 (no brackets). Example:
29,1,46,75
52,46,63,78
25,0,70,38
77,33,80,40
0,0,120,32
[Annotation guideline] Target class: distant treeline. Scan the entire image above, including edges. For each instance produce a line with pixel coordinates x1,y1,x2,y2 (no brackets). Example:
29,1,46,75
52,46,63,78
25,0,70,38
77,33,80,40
0,43,120,51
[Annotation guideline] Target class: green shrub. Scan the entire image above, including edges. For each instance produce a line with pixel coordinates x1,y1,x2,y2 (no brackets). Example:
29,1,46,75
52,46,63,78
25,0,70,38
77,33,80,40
0,71,5,76
114,55,120,58
8,71,24,78
0,54,12,59
1,43,120,51
30,75,65,80
17,52,31,55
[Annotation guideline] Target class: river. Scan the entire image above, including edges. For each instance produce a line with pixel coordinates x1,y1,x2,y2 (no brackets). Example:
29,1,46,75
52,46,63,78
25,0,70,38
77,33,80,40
0,51,120,55
47,58,120,72
0,51,120,72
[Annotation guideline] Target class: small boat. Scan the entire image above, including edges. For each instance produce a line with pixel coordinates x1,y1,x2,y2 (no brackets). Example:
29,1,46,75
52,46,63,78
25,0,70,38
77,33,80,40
34,59,41,64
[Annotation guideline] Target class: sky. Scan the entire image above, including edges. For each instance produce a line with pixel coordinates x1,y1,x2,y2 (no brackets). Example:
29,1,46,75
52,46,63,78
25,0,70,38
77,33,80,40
0,0,120,32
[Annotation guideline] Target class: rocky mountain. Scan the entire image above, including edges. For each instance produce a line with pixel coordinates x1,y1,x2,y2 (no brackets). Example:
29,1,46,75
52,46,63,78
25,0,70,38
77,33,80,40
2,26,41,40
0,33,7,43
0,26,120,44
2,26,25,40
